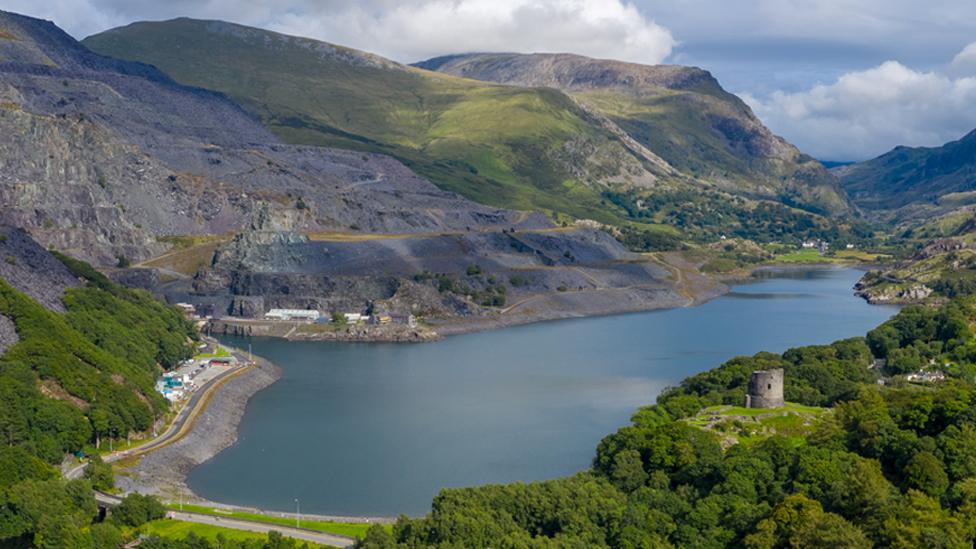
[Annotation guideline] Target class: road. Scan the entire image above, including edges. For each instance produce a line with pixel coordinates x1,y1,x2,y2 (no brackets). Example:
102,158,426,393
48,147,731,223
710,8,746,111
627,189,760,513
166,511,355,547
66,355,250,480
68,344,358,547
94,493,353,547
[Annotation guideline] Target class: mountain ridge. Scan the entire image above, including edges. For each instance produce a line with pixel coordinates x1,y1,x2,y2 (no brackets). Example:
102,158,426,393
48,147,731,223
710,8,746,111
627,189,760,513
83,18,851,226
838,128,976,215
413,51,850,217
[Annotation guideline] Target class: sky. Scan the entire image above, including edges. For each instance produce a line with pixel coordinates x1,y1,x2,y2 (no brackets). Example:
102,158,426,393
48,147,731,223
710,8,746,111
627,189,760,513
5,0,976,161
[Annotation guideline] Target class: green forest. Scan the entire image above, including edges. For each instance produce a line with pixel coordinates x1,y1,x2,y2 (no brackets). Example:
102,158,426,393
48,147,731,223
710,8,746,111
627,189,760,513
0,253,196,547
353,299,976,548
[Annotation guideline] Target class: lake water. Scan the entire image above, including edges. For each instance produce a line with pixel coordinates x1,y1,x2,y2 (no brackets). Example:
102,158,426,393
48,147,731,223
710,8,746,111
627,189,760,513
192,268,899,517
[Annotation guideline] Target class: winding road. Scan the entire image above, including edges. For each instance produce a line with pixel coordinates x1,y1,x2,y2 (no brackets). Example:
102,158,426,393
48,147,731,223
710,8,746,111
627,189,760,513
66,344,357,548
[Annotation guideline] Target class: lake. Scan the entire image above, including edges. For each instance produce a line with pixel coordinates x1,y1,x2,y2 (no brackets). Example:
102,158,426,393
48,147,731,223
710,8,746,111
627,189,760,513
192,268,899,517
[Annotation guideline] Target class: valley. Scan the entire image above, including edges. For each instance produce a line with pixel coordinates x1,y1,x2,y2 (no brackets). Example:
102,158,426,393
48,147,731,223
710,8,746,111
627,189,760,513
1,4,976,548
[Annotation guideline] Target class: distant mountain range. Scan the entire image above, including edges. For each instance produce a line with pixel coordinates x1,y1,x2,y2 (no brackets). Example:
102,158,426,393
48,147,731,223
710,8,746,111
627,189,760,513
837,129,976,218
82,19,851,225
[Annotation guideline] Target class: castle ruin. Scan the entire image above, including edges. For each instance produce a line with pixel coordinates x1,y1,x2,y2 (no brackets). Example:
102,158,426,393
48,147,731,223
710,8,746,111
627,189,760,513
745,368,784,409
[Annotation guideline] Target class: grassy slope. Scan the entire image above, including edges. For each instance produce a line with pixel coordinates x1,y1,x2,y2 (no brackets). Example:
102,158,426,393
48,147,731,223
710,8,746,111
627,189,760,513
167,504,376,539
83,20,630,224
840,132,976,210
684,403,828,447
579,89,849,214
137,519,334,547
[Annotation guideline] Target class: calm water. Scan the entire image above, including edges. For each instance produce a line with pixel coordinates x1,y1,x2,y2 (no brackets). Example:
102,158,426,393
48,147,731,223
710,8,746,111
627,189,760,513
192,268,898,516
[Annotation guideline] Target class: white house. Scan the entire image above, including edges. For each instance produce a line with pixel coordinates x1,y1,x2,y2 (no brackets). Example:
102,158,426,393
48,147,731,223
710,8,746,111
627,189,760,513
264,309,321,321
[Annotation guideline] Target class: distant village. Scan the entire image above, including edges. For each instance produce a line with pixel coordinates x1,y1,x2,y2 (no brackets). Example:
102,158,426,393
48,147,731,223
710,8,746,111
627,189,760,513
800,239,856,255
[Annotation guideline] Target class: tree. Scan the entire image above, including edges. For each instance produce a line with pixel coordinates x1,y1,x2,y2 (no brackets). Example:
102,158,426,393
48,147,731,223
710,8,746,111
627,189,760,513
938,424,976,481
903,451,949,498
84,454,114,492
880,490,967,548
88,523,123,549
357,524,396,548
610,449,647,492
111,493,166,527
91,408,109,450
743,494,868,549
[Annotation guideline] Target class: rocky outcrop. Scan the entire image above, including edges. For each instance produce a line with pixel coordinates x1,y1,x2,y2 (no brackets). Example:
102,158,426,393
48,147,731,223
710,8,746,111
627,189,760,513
0,314,17,354
0,11,550,266
165,221,681,328
0,225,81,311
855,280,934,304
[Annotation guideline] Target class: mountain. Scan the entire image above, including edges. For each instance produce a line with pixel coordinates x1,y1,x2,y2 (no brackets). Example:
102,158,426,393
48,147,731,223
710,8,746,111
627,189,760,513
839,129,976,210
83,20,849,229
837,129,976,215
83,18,666,224
0,11,535,265
415,52,850,216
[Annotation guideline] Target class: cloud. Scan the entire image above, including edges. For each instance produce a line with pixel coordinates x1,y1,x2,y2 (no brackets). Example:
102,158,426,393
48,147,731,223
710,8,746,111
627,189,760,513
949,41,976,77
4,0,675,65
273,0,675,64
743,51,976,161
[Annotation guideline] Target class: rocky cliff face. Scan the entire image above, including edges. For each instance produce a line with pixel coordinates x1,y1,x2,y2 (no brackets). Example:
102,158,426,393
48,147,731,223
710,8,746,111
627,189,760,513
416,52,726,94
0,225,85,351
0,11,546,266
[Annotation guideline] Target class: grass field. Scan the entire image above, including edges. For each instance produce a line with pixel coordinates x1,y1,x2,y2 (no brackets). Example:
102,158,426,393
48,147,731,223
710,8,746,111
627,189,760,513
168,503,379,539
768,248,890,265
685,403,828,447
194,346,231,360
137,519,333,547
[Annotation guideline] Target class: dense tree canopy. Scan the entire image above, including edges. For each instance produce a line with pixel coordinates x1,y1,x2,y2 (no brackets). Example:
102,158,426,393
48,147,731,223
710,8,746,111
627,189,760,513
0,253,195,547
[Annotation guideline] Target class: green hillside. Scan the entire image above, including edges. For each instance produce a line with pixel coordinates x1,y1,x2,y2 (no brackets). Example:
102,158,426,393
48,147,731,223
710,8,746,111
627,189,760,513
838,129,976,216
84,19,854,243
415,52,852,218
0,250,196,546
83,19,654,224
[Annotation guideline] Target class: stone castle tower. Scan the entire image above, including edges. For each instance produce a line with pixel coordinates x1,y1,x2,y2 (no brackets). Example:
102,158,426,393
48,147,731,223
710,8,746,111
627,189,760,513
745,368,784,408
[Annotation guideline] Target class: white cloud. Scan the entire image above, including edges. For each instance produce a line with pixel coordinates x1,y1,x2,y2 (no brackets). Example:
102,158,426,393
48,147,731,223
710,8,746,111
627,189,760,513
3,0,675,65
292,0,676,65
949,41,976,77
744,53,976,160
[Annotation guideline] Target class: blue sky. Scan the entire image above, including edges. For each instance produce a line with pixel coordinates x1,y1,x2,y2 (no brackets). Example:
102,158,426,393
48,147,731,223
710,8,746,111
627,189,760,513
6,0,976,160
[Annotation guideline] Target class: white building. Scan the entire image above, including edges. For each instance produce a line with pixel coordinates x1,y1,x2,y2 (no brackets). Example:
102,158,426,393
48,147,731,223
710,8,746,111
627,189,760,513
264,309,321,321
345,313,365,324
906,370,947,383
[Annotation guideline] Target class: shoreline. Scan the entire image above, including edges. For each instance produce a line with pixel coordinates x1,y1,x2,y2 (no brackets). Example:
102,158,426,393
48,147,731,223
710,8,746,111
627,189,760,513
125,262,869,522
208,260,870,341
116,341,396,523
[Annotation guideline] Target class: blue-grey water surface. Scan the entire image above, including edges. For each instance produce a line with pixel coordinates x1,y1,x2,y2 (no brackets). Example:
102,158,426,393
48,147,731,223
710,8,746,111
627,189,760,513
192,268,898,516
